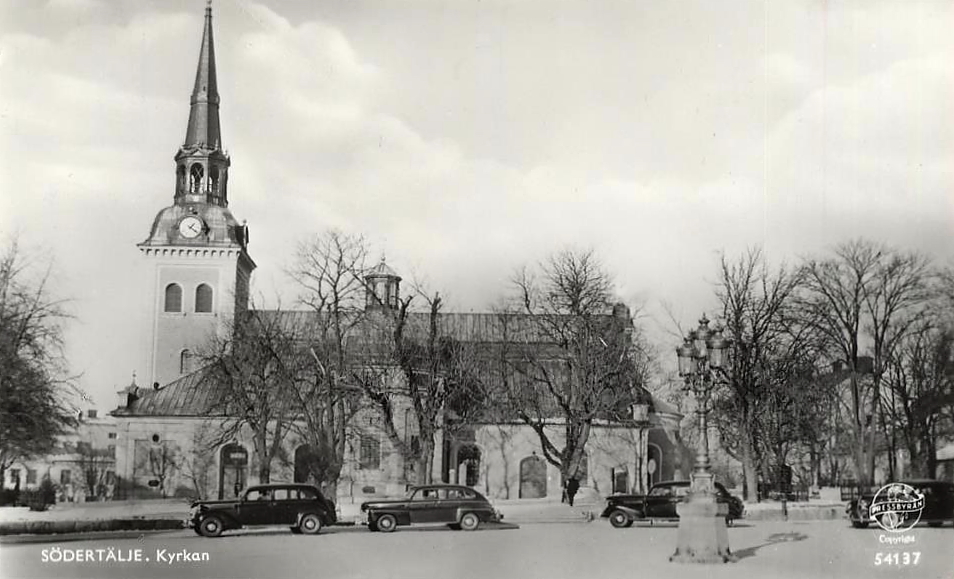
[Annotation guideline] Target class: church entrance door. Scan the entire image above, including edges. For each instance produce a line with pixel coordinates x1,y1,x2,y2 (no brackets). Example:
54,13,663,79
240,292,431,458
218,444,248,499
519,455,547,498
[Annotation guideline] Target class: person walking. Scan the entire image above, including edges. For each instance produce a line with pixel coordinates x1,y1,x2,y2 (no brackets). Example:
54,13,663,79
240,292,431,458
566,477,580,507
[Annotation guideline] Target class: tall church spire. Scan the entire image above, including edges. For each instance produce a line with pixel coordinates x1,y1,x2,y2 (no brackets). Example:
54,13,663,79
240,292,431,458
174,0,230,207
184,0,220,149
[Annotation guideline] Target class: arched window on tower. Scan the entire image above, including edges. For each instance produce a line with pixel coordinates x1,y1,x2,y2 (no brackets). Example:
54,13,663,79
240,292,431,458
177,165,186,194
209,167,219,198
195,284,213,313
164,284,182,313
189,163,204,195
180,349,193,374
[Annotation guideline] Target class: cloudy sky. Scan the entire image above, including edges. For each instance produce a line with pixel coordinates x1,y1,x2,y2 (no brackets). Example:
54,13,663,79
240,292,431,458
2,0,952,410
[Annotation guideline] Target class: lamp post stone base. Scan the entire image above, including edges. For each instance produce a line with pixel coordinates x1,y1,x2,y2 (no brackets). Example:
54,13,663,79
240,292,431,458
669,494,736,564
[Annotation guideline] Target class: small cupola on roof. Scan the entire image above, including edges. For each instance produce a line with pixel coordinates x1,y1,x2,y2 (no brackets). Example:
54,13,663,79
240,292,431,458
115,373,140,411
365,256,401,310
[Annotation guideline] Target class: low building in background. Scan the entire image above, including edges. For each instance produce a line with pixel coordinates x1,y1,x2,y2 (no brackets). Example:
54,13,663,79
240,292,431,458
2,410,118,503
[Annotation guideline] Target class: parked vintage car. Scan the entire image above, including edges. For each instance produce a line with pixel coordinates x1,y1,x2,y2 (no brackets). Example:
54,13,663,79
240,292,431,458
847,479,954,529
600,480,744,528
360,484,501,532
187,483,337,537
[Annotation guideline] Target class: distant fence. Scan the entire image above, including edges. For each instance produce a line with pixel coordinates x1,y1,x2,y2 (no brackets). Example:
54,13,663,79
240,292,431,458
838,485,874,502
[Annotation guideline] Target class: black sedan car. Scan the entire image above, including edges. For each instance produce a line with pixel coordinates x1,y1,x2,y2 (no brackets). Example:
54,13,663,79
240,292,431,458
360,484,501,532
600,480,744,528
188,483,337,537
847,479,954,529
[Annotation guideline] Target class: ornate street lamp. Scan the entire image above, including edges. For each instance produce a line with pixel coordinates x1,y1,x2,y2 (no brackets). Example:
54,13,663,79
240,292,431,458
670,314,736,564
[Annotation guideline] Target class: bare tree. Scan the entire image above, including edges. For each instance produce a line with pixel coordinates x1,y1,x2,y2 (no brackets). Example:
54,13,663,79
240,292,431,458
880,320,954,478
503,248,650,484
710,247,804,501
178,422,219,500
132,438,179,497
285,230,369,496
199,306,301,484
755,332,829,497
75,443,112,501
0,237,77,483
148,442,179,498
797,239,934,487
357,291,475,485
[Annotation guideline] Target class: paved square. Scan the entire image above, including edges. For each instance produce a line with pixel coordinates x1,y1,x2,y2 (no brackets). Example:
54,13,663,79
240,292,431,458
2,519,952,579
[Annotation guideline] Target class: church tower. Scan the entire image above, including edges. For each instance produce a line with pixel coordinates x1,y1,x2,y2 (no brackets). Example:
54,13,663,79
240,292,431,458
139,2,255,388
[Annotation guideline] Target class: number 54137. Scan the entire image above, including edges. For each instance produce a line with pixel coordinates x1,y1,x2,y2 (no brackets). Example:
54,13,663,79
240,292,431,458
874,552,920,566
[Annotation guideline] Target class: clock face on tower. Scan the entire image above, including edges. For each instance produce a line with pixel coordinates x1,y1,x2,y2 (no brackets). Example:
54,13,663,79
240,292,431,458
178,216,204,239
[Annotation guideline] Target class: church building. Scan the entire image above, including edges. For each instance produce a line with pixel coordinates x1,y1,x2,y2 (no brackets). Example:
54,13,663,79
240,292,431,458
111,4,687,506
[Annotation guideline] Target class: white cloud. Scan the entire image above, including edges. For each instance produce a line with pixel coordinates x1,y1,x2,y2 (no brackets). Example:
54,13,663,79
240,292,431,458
1,0,952,408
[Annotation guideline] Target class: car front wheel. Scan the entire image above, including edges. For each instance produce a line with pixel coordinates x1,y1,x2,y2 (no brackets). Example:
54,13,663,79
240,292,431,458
299,513,323,535
198,515,224,538
376,514,397,533
459,512,480,531
609,510,633,528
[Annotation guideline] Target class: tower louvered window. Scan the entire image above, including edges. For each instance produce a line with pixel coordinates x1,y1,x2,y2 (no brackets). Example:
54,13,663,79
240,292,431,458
164,284,182,312
195,284,213,313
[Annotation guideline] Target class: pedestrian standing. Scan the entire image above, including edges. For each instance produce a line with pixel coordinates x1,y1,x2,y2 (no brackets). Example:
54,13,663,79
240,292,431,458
566,477,580,507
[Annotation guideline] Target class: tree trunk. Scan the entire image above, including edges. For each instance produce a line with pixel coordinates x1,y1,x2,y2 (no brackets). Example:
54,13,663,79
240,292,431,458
322,480,339,504
741,435,759,503
417,436,435,485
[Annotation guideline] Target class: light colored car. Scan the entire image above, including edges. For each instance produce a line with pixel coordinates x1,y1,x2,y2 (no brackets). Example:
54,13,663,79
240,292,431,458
360,484,501,532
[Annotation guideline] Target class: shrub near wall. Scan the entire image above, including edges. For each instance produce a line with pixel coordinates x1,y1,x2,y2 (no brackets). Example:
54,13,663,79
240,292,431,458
0,518,185,536
0,488,20,506
20,479,57,511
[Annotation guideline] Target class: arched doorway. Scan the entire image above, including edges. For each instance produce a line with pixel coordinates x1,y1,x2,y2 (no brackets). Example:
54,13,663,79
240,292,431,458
647,444,662,489
294,445,322,483
612,465,629,494
218,443,248,499
457,444,481,487
519,455,547,499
